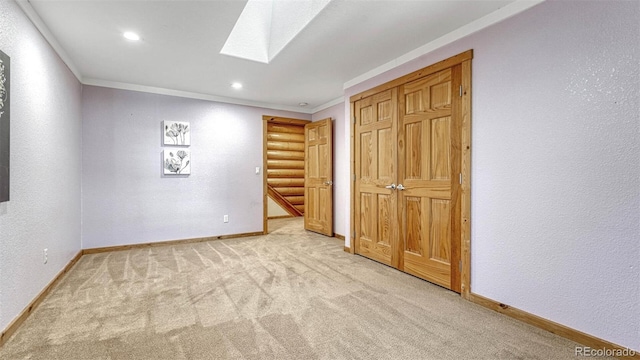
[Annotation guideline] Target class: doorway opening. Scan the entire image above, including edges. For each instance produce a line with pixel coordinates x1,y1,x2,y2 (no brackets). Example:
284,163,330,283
262,116,334,236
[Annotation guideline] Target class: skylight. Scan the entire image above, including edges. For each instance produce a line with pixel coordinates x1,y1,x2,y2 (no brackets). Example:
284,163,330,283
220,0,332,64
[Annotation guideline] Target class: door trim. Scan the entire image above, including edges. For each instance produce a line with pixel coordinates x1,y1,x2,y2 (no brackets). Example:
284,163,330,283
349,50,472,298
349,102,356,254
460,58,472,299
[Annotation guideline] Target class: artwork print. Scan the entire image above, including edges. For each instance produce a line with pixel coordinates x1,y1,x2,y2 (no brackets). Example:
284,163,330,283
0,50,9,203
163,120,190,145
163,149,191,175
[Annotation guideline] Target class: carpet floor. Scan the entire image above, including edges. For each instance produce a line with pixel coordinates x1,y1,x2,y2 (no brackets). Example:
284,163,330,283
1,217,589,359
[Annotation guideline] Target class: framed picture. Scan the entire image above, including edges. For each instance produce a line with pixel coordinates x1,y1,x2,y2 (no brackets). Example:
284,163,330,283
163,149,191,175
163,120,190,146
0,49,9,203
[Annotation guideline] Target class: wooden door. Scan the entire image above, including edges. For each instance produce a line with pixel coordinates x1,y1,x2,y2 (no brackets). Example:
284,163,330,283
304,118,333,236
352,67,462,292
398,67,461,291
351,51,471,294
354,89,399,266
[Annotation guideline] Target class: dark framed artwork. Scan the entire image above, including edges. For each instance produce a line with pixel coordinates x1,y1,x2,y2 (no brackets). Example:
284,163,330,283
0,49,9,203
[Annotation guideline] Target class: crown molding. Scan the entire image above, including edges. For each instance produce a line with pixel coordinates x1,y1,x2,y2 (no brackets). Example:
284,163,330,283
82,78,314,114
311,96,345,114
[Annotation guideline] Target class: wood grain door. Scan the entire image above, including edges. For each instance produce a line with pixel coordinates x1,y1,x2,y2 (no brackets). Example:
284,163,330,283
398,67,462,291
354,89,399,266
304,118,333,236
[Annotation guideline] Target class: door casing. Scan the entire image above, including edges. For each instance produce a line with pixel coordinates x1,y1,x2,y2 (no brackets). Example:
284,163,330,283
262,116,311,234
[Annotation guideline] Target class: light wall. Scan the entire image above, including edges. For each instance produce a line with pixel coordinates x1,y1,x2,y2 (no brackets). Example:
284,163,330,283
267,197,289,218
344,0,639,351
311,103,346,237
0,0,82,331
81,85,310,249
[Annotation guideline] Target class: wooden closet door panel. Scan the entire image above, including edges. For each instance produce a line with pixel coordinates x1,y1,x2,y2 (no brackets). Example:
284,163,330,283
354,89,399,266
398,68,461,291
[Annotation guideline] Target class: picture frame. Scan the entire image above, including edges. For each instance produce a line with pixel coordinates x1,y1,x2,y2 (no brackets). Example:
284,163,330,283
163,120,190,146
163,149,191,175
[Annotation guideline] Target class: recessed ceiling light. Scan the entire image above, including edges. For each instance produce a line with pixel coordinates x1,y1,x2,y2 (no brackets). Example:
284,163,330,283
123,32,140,41
231,82,243,89
298,102,308,107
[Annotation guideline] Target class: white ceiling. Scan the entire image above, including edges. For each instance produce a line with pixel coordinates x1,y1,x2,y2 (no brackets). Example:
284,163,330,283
23,0,523,113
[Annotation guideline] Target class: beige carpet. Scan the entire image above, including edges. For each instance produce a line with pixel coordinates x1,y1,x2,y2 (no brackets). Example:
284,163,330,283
1,217,588,359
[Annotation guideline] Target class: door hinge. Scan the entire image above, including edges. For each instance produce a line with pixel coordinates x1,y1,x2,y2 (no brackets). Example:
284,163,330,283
352,230,356,238
353,116,356,124
352,174,356,181
459,173,462,185
459,85,463,97
459,260,462,272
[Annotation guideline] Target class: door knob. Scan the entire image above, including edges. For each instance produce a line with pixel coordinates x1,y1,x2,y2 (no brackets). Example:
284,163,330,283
385,183,396,190
324,180,333,186
397,184,405,191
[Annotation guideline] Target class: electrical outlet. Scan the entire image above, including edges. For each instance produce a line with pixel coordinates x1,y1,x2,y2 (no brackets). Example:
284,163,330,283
255,166,260,175
223,215,229,223
43,248,48,264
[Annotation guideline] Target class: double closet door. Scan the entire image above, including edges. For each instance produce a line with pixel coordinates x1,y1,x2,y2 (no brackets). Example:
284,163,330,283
354,65,463,292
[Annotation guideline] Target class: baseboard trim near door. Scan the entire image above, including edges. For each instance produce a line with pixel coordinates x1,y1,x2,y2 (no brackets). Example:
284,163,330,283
335,234,355,254
0,250,83,347
468,293,639,359
83,231,264,255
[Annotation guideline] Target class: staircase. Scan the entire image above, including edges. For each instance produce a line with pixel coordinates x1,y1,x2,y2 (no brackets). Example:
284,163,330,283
267,185,302,217
265,117,309,216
